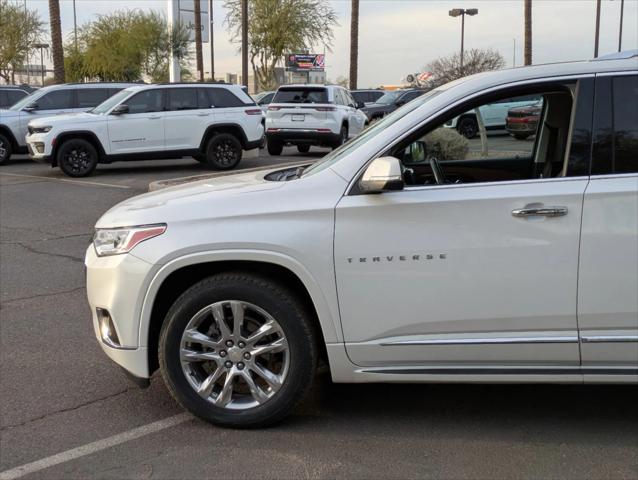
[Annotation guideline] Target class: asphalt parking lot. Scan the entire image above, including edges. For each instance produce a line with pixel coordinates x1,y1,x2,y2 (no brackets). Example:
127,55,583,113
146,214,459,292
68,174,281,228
1,141,637,480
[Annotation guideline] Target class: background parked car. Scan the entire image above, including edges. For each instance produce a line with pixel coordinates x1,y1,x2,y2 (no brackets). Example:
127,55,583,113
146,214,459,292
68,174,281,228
506,103,542,139
265,84,368,155
350,89,385,105
360,88,428,121
253,91,276,112
445,95,541,139
0,82,134,164
0,85,39,109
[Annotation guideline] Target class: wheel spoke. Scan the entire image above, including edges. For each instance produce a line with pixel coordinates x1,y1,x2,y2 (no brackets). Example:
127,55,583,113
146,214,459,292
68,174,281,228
245,320,278,345
183,329,220,349
196,367,224,399
230,301,244,338
211,304,231,339
241,370,270,404
250,363,283,392
250,337,287,357
213,370,235,407
180,348,221,363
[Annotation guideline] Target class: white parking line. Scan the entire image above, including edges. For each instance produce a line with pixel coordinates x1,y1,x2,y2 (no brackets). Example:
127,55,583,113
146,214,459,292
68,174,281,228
0,413,192,480
0,172,131,189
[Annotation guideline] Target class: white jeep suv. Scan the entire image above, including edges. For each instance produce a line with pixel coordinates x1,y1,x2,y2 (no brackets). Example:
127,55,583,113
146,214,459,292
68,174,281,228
0,82,132,164
265,84,368,155
86,53,637,428
26,83,264,177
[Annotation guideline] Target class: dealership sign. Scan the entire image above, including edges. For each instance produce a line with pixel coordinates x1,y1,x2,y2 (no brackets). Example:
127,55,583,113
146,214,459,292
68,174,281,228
285,54,325,72
178,0,209,42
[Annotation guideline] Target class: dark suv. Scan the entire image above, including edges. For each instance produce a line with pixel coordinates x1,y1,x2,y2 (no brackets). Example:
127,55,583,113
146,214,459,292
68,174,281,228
361,88,428,120
0,86,34,109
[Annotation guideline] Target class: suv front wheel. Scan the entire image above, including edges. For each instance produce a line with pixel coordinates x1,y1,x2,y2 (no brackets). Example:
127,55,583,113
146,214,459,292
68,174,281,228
159,273,317,428
57,138,99,177
0,133,12,164
205,133,242,170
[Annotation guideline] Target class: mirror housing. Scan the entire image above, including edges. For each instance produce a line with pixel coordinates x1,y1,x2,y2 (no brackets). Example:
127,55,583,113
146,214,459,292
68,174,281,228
111,104,129,115
23,103,38,112
356,101,365,109
359,156,405,193
395,100,406,107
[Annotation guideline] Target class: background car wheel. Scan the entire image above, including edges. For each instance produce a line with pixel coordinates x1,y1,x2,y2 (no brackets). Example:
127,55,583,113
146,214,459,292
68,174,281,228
159,272,317,428
457,117,478,139
0,133,12,165
296,145,310,154
513,133,530,140
332,125,348,150
205,133,242,170
57,138,98,177
267,140,283,156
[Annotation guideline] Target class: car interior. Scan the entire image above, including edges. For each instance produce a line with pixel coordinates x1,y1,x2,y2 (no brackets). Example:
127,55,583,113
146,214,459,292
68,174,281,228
390,83,577,186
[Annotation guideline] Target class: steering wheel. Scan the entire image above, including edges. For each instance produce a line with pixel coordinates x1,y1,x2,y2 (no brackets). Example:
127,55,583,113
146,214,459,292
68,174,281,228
428,154,446,185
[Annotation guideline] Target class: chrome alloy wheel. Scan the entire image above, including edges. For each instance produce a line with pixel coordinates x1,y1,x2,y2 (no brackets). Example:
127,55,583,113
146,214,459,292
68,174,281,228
180,300,289,410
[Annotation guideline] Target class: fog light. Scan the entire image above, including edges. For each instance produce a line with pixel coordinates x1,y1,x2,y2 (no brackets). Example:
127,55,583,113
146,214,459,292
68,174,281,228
97,308,121,347
33,142,45,154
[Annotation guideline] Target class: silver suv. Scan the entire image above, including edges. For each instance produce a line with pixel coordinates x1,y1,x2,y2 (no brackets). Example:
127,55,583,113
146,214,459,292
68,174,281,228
0,82,133,164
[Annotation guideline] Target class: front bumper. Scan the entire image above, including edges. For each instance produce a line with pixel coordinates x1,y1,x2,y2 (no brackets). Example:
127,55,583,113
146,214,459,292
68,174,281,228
86,246,156,379
25,132,54,162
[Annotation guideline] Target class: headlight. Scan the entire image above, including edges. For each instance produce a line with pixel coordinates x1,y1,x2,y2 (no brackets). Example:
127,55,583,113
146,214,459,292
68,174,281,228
93,224,166,257
29,126,52,134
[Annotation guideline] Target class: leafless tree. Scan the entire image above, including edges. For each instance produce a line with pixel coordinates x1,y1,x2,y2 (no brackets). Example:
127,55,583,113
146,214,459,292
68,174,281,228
425,48,505,88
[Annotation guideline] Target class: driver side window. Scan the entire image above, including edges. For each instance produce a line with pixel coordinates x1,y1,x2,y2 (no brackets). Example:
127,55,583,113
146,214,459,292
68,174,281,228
395,86,580,187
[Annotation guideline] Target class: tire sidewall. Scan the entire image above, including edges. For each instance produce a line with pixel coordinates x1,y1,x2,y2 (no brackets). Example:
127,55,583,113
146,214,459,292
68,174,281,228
57,138,98,177
296,145,310,153
267,139,283,156
0,133,12,164
159,274,316,428
205,133,242,170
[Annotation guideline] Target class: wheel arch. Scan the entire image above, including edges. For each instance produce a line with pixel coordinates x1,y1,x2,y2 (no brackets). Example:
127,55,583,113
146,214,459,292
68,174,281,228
53,131,106,166
0,125,19,150
199,123,248,151
141,253,339,375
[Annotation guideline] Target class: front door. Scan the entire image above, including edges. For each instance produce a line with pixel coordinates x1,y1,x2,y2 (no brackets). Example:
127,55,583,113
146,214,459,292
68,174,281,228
334,81,592,369
107,89,165,155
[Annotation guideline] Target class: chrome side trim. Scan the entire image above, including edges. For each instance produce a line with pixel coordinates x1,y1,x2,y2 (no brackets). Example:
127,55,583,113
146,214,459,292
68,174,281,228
380,336,578,346
362,367,638,376
581,335,638,343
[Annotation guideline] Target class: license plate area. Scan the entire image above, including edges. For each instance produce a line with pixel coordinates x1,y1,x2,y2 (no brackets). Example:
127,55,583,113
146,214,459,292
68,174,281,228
291,114,305,122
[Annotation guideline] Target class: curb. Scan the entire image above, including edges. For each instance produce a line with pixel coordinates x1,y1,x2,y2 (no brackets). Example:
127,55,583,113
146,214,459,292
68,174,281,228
148,161,308,191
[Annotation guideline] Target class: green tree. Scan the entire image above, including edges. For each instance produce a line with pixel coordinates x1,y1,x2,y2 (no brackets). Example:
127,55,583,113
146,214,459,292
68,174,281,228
65,10,191,82
0,0,44,84
424,48,505,88
224,0,337,90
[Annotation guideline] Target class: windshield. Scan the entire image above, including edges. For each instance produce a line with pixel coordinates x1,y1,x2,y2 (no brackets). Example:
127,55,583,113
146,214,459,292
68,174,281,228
302,89,442,177
375,91,403,105
9,90,44,111
91,89,133,114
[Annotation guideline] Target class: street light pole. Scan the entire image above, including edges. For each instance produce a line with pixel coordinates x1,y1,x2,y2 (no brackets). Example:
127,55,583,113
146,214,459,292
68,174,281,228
594,0,601,58
618,0,625,52
241,0,248,88
73,0,78,50
34,43,49,86
209,0,215,80
449,8,478,74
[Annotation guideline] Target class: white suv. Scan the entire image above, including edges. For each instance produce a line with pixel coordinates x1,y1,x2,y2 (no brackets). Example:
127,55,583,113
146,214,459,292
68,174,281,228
86,53,637,428
26,83,264,177
265,84,368,155
0,82,132,164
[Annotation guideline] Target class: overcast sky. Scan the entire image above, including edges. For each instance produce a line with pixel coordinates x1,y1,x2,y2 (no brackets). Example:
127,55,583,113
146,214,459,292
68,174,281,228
26,0,638,88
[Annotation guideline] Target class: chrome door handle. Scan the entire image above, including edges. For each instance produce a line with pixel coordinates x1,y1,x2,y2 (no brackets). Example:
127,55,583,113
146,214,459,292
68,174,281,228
148,115,161,119
512,206,568,217
197,112,210,117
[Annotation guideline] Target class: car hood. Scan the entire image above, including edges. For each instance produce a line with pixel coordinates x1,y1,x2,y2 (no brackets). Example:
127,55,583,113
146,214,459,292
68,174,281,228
28,112,104,127
96,167,297,228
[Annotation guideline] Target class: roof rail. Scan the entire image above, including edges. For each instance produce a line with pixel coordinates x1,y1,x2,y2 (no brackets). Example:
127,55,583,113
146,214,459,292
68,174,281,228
592,49,638,61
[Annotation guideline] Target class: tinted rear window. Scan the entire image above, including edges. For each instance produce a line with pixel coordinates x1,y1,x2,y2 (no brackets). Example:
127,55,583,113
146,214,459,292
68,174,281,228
612,75,638,173
203,88,245,108
168,88,198,110
273,88,328,104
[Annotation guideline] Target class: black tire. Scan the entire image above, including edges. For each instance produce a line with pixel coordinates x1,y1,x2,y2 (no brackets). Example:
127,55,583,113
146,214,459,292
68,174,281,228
159,272,317,428
193,154,206,163
513,133,530,140
205,133,242,170
57,138,98,177
457,117,478,139
267,140,283,156
332,125,348,150
0,133,13,165
296,145,310,154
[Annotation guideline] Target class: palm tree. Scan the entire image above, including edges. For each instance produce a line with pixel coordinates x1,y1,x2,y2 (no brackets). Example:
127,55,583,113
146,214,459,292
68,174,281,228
349,0,359,90
194,0,204,80
48,0,65,83
524,0,532,65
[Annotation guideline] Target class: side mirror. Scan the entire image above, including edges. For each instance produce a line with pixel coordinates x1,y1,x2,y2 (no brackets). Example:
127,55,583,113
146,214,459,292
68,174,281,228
359,156,404,193
23,103,38,112
111,104,129,115
396,100,406,107
356,101,365,109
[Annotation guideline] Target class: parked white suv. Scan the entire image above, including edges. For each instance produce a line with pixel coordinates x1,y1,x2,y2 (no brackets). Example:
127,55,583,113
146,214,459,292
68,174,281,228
86,53,637,428
26,83,264,177
265,84,368,155
0,82,132,164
